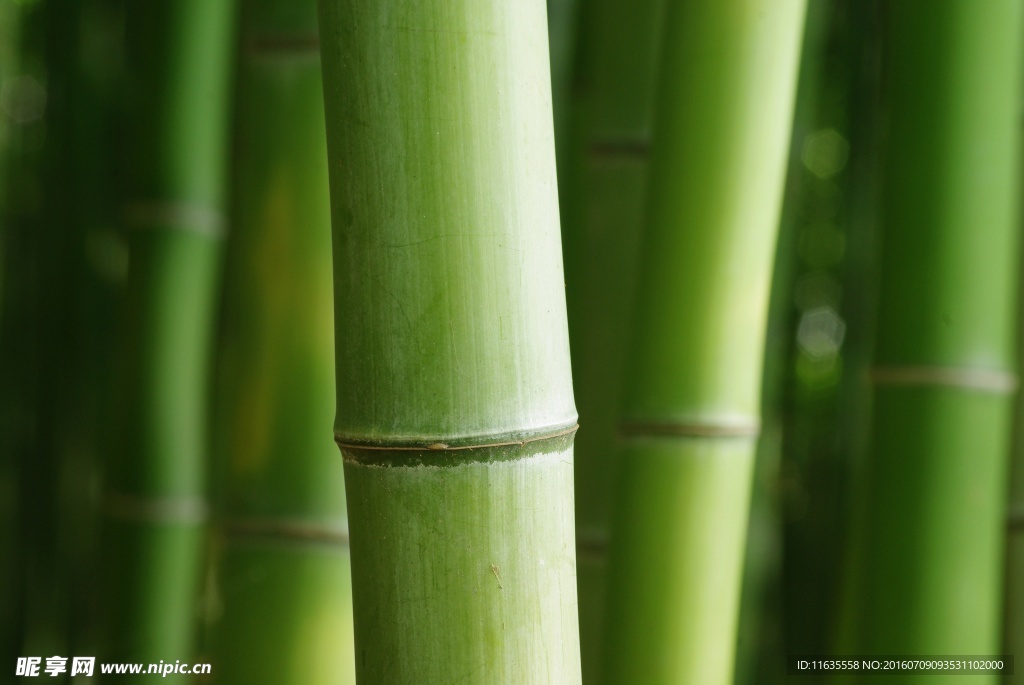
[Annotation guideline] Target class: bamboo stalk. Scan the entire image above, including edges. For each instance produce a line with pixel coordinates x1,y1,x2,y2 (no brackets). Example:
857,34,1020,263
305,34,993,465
206,1,354,682
13,0,85,663
317,1,581,681
858,1,1023,677
559,0,666,681
99,1,235,676
602,0,806,682
0,0,31,668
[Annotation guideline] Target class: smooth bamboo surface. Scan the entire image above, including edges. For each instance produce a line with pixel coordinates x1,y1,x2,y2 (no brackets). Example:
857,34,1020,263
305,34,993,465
602,0,806,683
207,1,354,682
317,0,581,681
99,1,235,678
859,3,1023,681
559,0,665,681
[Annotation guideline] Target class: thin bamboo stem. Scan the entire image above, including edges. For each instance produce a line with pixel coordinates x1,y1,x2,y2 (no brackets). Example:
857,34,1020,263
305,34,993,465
99,1,235,677
602,0,806,682
559,0,666,681
317,0,581,681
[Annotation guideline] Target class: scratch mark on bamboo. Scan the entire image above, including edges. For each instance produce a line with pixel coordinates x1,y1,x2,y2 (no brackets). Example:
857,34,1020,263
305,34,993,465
490,564,503,589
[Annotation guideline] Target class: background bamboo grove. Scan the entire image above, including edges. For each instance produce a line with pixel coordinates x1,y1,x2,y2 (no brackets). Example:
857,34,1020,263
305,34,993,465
2,0,1024,683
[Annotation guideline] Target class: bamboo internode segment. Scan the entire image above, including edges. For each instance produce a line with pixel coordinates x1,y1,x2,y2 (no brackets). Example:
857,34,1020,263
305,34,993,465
868,366,1018,393
319,0,576,447
343,446,581,683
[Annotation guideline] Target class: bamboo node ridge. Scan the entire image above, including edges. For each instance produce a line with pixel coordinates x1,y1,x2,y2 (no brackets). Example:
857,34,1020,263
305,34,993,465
334,423,579,453
1008,506,1024,531
102,491,208,524
868,366,1018,393
619,420,762,439
221,518,349,547
575,528,609,560
123,201,226,238
244,32,321,56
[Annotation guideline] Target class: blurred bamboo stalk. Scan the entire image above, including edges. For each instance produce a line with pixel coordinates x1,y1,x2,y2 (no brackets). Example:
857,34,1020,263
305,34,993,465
857,2,1023,680
317,0,581,681
99,1,235,678
206,0,354,682
602,0,806,682
10,0,86,665
558,0,666,681
0,0,29,668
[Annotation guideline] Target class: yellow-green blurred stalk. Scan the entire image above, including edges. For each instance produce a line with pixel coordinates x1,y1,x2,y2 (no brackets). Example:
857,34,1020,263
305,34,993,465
206,1,353,682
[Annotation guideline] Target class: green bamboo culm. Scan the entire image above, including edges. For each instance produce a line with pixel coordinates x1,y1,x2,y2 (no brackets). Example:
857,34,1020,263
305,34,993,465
317,1,581,682
858,2,1023,679
560,0,665,681
602,0,806,683
206,0,354,682
0,1,20,665
99,0,235,677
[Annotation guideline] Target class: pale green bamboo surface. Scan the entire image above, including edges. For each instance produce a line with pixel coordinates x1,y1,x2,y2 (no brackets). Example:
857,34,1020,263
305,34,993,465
207,0,353,682
99,1,235,679
858,3,1023,682
317,0,581,681
559,0,666,681
603,0,806,682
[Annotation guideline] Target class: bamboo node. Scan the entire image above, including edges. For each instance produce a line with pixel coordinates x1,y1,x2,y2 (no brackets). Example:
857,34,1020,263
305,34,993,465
868,365,1018,393
221,518,350,547
619,420,761,439
102,491,207,524
589,138,651,159
334,423,579,453
244,32,321,56
575,528,609,560
124,201,226,238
